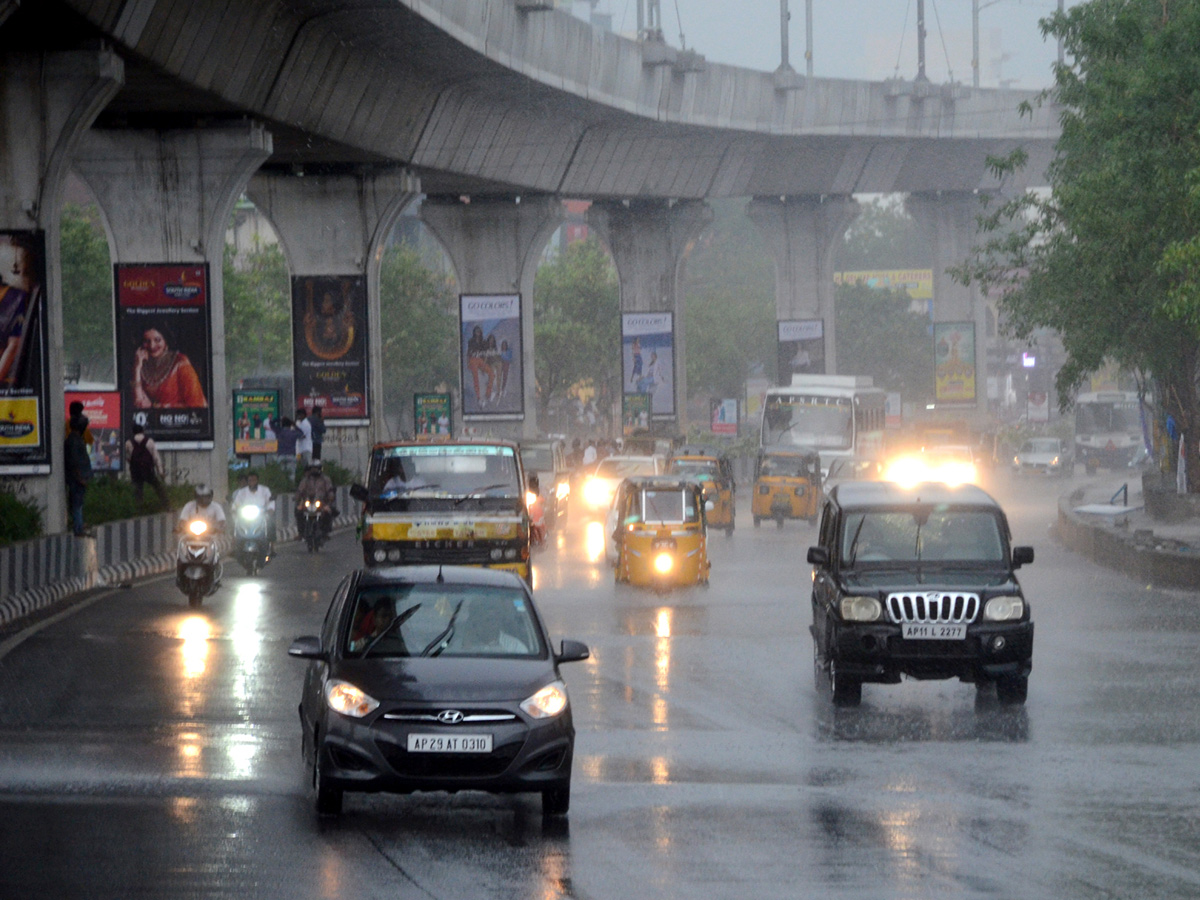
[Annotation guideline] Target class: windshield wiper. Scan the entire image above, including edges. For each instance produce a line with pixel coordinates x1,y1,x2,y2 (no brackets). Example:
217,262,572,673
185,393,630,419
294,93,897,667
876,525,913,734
846,515,867,567
361,603,422,657
420,600,464,657
454,483,513,505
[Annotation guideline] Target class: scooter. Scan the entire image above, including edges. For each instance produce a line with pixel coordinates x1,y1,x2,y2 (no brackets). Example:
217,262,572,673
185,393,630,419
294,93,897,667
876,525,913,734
298,498,330,553
233,503,272,575
176,518,222,607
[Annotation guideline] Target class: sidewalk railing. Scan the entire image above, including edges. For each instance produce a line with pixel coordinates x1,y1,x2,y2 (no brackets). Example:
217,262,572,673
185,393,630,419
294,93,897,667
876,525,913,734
0,486,356,627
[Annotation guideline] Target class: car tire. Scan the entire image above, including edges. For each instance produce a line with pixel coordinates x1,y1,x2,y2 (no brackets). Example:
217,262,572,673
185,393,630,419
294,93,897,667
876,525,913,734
314,755,343,817
542,782,570,817
829,660,862,708
996,675,1028,706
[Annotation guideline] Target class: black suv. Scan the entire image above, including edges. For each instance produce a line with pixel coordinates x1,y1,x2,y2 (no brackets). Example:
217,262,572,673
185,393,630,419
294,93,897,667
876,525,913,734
807,482,1034,708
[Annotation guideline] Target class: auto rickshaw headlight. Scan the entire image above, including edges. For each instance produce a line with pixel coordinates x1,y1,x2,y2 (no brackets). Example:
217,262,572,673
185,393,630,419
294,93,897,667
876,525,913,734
794,485,806,497
653,552,674,574
839,595,882,622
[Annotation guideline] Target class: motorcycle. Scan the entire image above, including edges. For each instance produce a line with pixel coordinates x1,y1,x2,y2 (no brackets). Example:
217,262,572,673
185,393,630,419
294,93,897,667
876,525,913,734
176,518,222,607
298,498,330,553
233,503,272,575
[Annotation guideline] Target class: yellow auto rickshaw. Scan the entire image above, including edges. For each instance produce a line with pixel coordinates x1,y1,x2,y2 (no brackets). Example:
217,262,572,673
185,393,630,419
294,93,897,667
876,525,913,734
752,448,821,528
612,476,711,592
666,444,736,535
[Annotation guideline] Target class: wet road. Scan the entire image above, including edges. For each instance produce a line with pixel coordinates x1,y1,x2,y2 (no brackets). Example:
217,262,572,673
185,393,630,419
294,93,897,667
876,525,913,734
1,470,1199,899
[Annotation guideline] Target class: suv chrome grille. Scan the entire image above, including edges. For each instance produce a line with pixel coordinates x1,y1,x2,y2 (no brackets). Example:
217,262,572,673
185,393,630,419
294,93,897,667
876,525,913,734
886,592,979,624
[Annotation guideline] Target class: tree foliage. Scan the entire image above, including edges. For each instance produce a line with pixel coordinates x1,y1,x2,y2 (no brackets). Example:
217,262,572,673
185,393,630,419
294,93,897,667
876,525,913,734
377,241,459,429
222,240,292,385
835,283,934,404
956,0,1200,488
838,196,928,270
60,203,114,384
684,199,776,397
533,237,620,424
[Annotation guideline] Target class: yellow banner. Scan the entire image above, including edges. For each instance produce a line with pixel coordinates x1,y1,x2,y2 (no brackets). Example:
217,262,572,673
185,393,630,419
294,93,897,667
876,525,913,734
0,398,41,447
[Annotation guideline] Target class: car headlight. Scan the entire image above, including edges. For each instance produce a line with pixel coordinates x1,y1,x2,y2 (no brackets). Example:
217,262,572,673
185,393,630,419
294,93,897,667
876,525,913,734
583,478,612,508
839,595,882,622
555,481,570,501
324,679,380,718
239,505,261,521
983,595,1025,621
521,680,568,719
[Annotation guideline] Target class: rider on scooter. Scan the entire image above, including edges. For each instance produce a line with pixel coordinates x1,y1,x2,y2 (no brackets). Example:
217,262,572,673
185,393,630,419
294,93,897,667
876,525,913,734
295,463,336,538
179,484,226,533
231,470,276,549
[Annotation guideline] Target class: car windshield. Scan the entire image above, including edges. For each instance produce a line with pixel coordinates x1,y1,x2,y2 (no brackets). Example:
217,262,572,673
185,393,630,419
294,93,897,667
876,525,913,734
520,446,555,471
595,458,657,479
368,446,522,510
1024,439,1061,454
841,508,1005,566
345,583,544,658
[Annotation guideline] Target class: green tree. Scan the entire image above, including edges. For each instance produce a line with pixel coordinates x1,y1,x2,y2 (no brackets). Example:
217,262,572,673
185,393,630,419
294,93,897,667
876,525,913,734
957,0,1200,489
835,282,934,404
533,237,620,426
377,242,459,430
60,203,114,383
684,199,776,397
222,240,291,385
838,196,928,270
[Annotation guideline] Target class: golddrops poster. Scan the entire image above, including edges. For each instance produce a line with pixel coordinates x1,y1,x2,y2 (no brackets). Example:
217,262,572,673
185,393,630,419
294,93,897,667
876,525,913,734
0,231,49,474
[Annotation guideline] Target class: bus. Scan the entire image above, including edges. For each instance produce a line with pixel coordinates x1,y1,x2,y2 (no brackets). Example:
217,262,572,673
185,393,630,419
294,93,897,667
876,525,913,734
1074,391,1145,471
760,375,887,476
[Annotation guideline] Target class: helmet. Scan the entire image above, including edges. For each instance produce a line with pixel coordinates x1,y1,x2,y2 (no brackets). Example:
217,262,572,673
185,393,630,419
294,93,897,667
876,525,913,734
195,483,214,505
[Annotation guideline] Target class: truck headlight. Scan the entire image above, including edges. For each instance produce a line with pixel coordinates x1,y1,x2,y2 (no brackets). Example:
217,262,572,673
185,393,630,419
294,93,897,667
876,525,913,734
983,595,1024,621
839,595,882,622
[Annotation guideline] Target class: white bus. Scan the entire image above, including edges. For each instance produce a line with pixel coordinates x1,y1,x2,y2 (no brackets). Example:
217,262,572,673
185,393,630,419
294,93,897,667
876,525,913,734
760,375,887,474
1074,390,1145,470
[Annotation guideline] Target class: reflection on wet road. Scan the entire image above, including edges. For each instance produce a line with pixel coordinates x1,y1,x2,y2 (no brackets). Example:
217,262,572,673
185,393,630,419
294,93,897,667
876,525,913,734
1,470,1199,898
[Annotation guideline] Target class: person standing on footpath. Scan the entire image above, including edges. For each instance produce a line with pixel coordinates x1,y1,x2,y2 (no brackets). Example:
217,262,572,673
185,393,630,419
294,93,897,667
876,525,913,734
125,423,170,509
295,408,313,469
64,414,92,536
275,417,300,481
309,406,326,462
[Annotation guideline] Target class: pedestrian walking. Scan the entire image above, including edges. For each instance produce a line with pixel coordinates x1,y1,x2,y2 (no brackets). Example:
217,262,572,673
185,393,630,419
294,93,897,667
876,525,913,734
64,414,92,536
309,406,326,462
295,408,313,469
125,423,170,509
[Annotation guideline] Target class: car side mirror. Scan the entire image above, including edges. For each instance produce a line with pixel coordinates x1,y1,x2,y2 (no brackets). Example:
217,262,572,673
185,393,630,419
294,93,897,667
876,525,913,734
556,639,590,664
350,484,368,503
1012,546,1035,568
807,546,829,567
288,635,327,660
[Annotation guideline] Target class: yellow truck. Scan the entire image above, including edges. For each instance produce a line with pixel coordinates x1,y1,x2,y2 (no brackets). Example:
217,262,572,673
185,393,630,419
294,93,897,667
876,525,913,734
350,440,531,581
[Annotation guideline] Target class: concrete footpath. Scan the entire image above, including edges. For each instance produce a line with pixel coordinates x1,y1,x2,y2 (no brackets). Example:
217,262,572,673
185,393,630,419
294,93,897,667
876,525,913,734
1057,475,1200,590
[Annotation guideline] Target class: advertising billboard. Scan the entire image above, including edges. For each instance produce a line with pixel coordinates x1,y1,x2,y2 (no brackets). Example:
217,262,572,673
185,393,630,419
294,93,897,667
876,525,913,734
622,312,675,419
460,293,523,420
0,231,49,474
65,390,122,473
292,275,369,425
233,389,280,455
710,398,738,436
114,263,213,448
414,393,452,437
776,319,825,383
622,393,651,437
934,322,977,405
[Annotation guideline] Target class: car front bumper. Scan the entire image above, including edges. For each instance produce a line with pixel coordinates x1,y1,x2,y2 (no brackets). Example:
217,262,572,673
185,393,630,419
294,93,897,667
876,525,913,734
830,620,1034,684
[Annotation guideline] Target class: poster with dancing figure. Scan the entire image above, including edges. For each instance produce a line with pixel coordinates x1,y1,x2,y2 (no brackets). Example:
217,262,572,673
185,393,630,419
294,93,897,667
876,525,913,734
460,294,523,420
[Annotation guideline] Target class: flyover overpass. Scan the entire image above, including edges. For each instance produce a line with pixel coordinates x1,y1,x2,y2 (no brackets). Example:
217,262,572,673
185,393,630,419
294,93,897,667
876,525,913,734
0,0,1060,533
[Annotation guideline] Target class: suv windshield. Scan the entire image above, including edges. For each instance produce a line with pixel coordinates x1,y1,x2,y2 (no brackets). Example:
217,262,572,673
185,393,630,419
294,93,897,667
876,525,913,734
345,583,544,658
520,446,555,471
368,445,522,511
842,508,1005,566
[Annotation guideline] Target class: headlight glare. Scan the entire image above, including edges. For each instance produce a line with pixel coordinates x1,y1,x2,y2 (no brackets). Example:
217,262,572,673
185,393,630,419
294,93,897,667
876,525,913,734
188,520,208,536
839,595,882,622
983,595,1025,621
239,505,261,520
521,681,568,719
324,679,380,718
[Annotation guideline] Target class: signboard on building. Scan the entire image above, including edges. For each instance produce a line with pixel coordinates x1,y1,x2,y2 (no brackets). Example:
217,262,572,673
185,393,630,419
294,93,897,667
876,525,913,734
460,294,523,420
622,312,675,419
233,389,280,455
292,275,370,424
65,390,122,473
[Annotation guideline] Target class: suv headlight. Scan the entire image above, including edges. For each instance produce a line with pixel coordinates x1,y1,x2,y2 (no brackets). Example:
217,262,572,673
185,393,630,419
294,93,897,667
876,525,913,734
839,595,882,622
324,679,380,718
983,595,1025,621
521,681,568,719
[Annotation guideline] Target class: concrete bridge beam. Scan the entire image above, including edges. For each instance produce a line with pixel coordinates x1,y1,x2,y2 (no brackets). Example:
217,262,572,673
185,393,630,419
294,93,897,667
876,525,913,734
246,170,420,466
906,191,990,417
587,199,712,431
747,195,859,378
0,50,123,534
73,123,273,500
419,195,563,440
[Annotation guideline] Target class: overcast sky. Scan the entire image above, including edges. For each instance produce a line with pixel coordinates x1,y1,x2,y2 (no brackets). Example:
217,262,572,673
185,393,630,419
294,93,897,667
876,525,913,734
590,0,1078,89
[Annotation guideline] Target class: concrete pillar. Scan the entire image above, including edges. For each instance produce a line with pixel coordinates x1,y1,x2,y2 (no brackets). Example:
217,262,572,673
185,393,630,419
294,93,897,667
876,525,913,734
246,170,420,470
0,50,123,533
73,123,272,501
747,195,859,377
419,195,562,440
587,199,711,431
906,191,990,417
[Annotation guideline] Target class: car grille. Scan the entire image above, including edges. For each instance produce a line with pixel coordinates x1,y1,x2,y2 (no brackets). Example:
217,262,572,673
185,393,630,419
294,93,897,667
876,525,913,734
886,592,979,624
377,736,524,778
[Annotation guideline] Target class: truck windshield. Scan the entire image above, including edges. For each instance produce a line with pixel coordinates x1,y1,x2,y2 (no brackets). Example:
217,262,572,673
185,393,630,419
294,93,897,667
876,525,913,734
763,396,853,450
368,446,522,510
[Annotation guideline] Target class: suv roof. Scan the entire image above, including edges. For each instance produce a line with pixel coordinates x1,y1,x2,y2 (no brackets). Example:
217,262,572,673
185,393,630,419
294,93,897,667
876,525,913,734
830,481,1001,510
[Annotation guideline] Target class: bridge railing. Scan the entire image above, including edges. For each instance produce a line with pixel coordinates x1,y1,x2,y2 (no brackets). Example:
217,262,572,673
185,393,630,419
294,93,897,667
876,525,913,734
0,486,357,628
